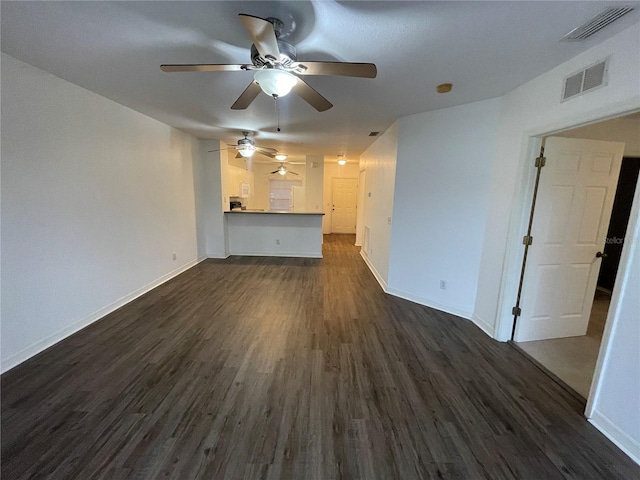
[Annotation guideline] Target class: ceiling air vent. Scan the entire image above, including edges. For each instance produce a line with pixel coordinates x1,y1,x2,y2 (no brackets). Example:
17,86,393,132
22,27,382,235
368,131,380,137
562,58,608,102
563,7,634,40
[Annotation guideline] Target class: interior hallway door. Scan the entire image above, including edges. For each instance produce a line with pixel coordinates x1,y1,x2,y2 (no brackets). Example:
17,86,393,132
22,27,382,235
514,137,624,342
331,178,358,233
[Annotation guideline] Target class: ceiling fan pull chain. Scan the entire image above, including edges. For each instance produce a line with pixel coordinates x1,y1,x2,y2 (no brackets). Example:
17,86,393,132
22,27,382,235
274,96,281,132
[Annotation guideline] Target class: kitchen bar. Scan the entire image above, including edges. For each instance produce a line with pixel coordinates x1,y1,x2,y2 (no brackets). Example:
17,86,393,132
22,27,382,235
224,211,324,258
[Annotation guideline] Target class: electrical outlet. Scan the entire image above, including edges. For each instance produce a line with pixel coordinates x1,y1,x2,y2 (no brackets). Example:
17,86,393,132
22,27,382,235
172,253,177,261
440,280,447,290
276,239,280,245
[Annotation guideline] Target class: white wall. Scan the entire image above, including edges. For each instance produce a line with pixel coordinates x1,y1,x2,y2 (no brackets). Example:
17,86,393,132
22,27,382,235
355,169,366,246
359,122,399,288
588,181,640,463
387,98,501,319
305,155,324,213
323,162,360,234
196,139,227,258
1,54,203,371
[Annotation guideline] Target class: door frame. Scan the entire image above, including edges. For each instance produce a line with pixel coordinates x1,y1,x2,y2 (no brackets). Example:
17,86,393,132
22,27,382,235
494,105,640,414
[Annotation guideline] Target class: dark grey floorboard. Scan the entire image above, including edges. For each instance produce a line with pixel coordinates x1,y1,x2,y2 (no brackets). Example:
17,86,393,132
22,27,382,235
2,235,638,479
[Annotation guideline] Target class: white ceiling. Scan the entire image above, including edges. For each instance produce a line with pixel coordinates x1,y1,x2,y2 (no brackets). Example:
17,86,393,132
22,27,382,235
2,1,639,159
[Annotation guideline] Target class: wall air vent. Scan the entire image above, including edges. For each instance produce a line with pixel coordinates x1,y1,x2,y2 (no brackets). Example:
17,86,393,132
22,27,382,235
562,58,608,102
368,131,380,137
563,7,634,40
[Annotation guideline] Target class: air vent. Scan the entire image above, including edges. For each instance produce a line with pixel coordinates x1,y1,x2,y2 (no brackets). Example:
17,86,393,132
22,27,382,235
368,131,380,137
562,58,608,101
563,7,634,40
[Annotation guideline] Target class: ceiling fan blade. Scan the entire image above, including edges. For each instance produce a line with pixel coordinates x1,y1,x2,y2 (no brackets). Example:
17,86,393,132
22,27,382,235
161,64,248,72
256,150,276,159
292,78,333,112
295,61,377,78
256,146,278,153
287,171,300,175
238,14,280,60
207,147,234,153
231,81,262,110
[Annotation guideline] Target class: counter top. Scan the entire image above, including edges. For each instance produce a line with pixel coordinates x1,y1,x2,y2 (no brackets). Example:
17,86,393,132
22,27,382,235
225,210,324,215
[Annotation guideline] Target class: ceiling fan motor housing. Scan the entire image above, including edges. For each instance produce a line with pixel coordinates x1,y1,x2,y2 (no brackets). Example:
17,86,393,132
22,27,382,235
251,41,296,68
238,137,254,147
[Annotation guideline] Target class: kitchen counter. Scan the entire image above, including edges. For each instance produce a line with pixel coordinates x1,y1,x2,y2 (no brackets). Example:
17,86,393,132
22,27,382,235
225,210,324,215
225,210,323,258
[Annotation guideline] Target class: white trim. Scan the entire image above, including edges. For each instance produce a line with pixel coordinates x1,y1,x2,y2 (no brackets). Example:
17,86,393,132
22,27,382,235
1,258,203,374
586,173,640,416
206,253,230,259
359,250,476,322
495,101,640,342
589,411,640,465
386,287,473,320
227,251,322,258
471,313,496,337
359,250,388,291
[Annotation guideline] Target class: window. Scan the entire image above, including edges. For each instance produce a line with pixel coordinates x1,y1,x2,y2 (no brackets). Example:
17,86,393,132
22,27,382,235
269,179,302,211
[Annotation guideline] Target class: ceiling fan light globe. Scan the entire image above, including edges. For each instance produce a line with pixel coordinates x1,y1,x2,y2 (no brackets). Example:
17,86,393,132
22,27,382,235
338,159,347,165
238,144,256,157
275,154,287,161
254,69,297,97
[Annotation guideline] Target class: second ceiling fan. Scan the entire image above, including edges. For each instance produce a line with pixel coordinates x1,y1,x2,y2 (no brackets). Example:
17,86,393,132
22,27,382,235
161,13,377,112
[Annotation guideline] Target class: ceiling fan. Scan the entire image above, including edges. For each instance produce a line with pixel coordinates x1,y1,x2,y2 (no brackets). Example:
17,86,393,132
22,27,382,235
209,131,277,158
161,13,377,112
269,163,299,176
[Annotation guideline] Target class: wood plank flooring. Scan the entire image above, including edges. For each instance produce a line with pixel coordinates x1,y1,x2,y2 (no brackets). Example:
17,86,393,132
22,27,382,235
2,234,638,479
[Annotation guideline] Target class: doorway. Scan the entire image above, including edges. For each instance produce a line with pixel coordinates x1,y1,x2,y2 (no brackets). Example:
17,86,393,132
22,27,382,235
331,178,358,233
511,116,640,399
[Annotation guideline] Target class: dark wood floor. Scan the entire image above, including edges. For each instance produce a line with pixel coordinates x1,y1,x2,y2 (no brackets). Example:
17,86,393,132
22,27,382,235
2,235,638,480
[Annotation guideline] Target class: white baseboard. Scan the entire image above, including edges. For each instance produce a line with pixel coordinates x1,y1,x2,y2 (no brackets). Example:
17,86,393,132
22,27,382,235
359,251,388,290
471,313,496,338
589,410,640,465
385,287,473,320
206,253,230,259
1,258,202,374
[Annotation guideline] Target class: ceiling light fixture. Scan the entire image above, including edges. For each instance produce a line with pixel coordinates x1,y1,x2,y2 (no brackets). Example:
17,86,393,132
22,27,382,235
254,69,298,97
337,155,347,165
278,165,287,175
275,154,287,161
237,144,256,158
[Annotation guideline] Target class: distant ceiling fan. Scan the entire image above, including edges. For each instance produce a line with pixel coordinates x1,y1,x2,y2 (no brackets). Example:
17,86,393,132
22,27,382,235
209,131,277,158
269,163,299,176
161,13,377,112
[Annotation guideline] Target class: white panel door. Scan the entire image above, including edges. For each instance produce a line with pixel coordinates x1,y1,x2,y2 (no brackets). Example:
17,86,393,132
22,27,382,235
331,178,358,233
515,137,624,342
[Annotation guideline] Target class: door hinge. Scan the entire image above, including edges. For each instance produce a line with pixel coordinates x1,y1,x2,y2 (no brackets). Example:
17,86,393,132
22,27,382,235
535,156,546,168
512,306,522,316
522,235,533,246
